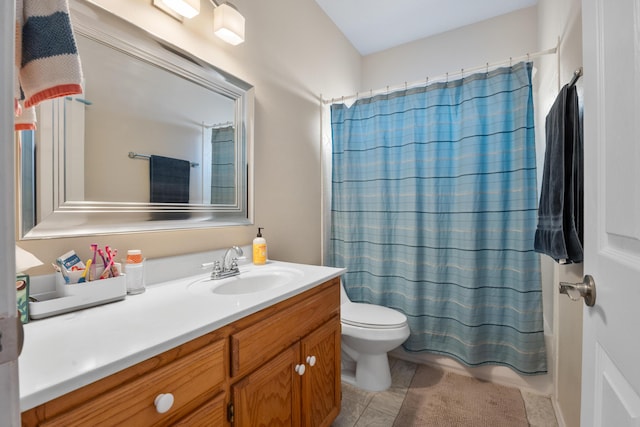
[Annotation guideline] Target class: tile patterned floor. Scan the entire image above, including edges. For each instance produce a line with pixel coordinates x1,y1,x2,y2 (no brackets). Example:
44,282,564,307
332,358,558,427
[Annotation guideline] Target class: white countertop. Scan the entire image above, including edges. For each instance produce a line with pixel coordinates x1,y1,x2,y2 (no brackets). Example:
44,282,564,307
18,258,345,411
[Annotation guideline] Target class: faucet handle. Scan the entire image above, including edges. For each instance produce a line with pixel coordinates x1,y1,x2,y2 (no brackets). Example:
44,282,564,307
213,261,222,273
201,261,224,271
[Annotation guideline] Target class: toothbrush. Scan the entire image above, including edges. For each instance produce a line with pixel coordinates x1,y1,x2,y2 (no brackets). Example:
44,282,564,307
100,246,115,279
78,259,91,283
109,249,120,277
90,244,98,280
98,248,107,268
90,243,98,266
104,246,120,277
105,246,113,268
99,258,115,279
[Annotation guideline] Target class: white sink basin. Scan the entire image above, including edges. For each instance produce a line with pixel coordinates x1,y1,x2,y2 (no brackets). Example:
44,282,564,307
188,265,304,295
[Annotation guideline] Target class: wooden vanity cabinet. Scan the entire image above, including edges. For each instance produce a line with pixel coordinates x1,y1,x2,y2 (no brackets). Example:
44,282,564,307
230,319,341,427
229,279,341,427
21,278,341,427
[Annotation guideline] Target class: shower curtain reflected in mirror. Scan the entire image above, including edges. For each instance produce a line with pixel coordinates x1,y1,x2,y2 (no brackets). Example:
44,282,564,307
329,62,546,375
210,126,236,205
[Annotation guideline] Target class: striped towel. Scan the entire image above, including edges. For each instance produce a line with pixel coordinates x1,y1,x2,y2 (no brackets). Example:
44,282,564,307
14,0,83,129
14,106,37,131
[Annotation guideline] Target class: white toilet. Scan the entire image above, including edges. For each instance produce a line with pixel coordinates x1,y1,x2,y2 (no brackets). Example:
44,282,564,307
340,281,410,392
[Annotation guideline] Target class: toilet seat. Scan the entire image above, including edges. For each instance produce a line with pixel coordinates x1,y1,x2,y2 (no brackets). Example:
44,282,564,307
342,302,407,329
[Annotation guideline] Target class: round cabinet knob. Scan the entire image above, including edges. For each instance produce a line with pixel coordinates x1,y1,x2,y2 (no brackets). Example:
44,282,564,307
306,355,317,367
154,393,174,414
295,364,306,376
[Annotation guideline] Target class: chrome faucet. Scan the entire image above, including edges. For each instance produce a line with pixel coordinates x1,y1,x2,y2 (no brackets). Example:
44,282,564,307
211,246,244,280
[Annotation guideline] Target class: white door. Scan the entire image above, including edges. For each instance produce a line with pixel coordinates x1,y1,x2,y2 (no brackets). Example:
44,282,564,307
1,1,20,426
581,0,640,425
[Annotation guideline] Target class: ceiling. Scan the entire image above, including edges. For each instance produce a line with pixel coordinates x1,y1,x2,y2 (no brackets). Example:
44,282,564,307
314,0,538,56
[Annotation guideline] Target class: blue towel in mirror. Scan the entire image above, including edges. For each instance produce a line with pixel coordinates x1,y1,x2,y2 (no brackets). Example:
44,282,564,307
149,155,190,203
534,84,583,263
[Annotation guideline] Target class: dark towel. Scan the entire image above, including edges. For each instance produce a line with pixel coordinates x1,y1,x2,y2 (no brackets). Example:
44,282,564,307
534,84,583,263
149,155,190,203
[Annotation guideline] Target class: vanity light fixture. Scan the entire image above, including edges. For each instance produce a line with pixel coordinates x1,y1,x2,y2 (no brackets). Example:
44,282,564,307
154,0,200,20
210,1,245,45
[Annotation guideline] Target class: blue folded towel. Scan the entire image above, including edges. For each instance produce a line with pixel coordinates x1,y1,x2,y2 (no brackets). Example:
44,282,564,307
149,155,190,204
534,84,583,263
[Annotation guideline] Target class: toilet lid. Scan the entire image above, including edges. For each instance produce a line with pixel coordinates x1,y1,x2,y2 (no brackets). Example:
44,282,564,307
342,303,408,329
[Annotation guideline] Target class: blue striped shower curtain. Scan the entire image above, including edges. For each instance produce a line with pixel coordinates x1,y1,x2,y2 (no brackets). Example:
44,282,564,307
329,62,546,375
210,126,235,205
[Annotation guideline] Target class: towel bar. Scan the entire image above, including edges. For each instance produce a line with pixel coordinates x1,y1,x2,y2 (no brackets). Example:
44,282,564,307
128,151,199,167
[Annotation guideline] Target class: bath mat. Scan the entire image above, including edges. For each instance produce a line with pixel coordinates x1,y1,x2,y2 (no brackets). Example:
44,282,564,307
393,364,528,427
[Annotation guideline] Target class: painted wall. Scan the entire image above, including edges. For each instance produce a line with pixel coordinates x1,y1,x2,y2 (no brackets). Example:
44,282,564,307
18,0,361,274
361,6,538,92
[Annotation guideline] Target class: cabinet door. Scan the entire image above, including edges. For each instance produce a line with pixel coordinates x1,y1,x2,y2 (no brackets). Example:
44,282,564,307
232,343,301,427
300,316,341,427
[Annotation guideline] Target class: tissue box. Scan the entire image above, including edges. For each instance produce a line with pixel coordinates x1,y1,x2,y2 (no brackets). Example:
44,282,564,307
16,274,29,324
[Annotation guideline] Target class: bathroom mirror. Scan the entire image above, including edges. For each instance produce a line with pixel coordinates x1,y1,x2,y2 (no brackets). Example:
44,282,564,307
17,0,254,239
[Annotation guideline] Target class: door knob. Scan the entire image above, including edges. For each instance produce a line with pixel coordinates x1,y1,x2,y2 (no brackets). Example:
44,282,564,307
295,364,306,375
154,393,174,414
306,355,316,367
559,274,596,307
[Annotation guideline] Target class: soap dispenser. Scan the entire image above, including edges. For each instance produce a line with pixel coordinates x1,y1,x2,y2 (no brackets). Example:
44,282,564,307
253,227,267,265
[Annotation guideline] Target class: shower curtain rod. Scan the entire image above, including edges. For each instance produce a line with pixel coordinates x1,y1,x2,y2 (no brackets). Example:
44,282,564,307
322,45,558,105
202,120,234,129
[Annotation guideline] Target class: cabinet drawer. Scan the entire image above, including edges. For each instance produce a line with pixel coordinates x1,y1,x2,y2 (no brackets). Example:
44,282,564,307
230,281,339,378
42,339,226,426
174,392,226,426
